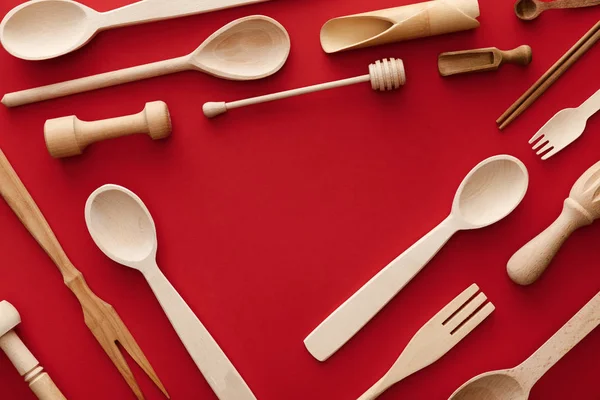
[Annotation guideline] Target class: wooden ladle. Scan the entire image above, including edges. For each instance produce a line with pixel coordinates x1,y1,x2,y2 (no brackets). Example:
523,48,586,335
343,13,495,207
514,0,600,20
85,184,257,400
449,291,600,400
2,15,290,107
0,0,270,60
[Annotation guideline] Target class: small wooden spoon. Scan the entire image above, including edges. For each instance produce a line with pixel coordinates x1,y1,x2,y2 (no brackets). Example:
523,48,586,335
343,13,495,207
438,45,532,77
0,0,271,60
449,291,600,400
515,0,600,21
2,15,290,107
85,184,257,400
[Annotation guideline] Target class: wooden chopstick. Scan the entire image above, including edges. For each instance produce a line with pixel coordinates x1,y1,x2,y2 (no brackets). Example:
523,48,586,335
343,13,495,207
497,20,600,130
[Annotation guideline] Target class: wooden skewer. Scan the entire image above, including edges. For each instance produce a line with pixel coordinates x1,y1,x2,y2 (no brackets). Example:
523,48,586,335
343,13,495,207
497,20,600,130
203,58,406,118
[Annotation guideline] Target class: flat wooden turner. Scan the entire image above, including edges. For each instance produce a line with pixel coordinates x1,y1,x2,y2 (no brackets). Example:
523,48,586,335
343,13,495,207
438,45,532,76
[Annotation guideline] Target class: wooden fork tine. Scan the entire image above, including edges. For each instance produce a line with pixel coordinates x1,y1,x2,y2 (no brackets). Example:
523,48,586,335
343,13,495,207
450,302,495,344
434,284,479,323
444,292,488,332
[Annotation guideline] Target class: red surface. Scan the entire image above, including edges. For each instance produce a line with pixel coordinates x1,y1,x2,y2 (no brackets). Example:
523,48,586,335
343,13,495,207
0,0,599,399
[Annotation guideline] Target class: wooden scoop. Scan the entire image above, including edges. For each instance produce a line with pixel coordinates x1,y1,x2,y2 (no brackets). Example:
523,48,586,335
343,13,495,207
507,160,600,285
438,45,532,76
515,0,600,21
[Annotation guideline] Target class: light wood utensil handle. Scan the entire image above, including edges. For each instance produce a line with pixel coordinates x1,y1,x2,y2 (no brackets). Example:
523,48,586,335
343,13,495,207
516,291,600,389
507,198,592,285
144,265,257,400
304,217,458,361
1,57,189,107
579,87,600,118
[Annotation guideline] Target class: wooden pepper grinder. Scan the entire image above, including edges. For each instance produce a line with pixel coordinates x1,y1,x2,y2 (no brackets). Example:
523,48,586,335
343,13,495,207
44,101,171,158
0,301,66,400
507,160,600,285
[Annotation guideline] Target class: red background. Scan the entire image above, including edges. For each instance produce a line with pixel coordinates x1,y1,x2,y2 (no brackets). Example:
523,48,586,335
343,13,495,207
0,0,599,399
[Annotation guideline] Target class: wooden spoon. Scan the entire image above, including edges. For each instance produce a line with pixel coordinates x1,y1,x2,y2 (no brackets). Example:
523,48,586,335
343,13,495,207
85,184,257,400
449,291,600,400
0,0,271,60
304,155,529,362
515,0,600,20
507,160,600,285
1,15,290,107
438,45,532,77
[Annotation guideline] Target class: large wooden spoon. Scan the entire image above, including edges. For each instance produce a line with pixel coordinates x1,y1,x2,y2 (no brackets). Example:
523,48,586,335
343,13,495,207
515,0,600,21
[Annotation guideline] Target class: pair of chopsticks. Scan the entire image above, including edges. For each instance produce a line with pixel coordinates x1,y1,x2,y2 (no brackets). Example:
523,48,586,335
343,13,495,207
497,20,600,130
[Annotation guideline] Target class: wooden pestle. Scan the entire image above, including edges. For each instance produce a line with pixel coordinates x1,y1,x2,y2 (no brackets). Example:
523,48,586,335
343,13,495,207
44,101,171,158
507,160,600,285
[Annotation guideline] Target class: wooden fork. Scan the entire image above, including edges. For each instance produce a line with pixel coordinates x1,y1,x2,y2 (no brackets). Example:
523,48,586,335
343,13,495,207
0,149,168,400
530,88,600,160
357,284,494,400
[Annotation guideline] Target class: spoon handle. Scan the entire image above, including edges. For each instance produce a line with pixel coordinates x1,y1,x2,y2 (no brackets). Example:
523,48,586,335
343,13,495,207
516,291,600,389
304,216,459,361
102,0,269,28
578,87,600,120
1,56,189,107
507,198,592,285
544,0,600,10
144,266,257,400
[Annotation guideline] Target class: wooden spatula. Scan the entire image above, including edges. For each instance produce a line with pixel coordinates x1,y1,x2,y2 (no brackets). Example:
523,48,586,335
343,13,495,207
438,45,532,76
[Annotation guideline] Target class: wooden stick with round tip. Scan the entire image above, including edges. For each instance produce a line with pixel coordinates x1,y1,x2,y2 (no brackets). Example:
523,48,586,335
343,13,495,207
497,21,600,130
0,301,66,400
203,58,406,118
44,101,171,158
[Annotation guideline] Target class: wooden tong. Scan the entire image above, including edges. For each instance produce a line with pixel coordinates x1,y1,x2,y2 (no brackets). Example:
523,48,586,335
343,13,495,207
0,149,168,400
497,20,600,130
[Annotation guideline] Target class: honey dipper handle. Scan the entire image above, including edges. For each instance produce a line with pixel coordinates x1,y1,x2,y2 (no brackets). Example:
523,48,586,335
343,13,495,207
501,45,533,65
29,374,67,400
507,198,592,285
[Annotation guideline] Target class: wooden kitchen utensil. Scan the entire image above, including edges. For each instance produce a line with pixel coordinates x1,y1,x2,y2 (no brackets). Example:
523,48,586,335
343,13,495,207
85,184,257,400
357,285,494,400
304,155,529,362
449,290,600,400
203,58,406,118
319,0,480,54
438,45,532,76
497,21,600,130
515,0,600,20
0,0,272,60
45,101,171,158
0,301,66,400
529,88,600,160
507,160,600,285
1,16,290,107
0,150,167,400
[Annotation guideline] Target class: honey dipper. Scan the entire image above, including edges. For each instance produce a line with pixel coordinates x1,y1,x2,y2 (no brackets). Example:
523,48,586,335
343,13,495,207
203,58,406,118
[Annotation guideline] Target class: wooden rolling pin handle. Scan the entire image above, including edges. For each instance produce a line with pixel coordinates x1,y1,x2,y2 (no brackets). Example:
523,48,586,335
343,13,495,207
44,101,171,158
0,331,66,400
501,45,533,65
507,198,593,285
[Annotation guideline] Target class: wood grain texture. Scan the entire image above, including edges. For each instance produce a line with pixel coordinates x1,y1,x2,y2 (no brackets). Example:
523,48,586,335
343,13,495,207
508,160,600,285
0,150,168,400
356,285,494,400
44,101,171,158
304,156,528,361
515,0,600,20
320,0,480,53
449,291,600,400
1,16,290,107
438,45,532,76
0,0,272,60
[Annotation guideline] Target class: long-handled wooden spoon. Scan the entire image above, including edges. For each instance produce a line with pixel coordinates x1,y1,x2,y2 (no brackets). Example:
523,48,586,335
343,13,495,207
0,0,271,60
514,0,600,20
449,290,600,400
85,184,257,400
2,16,290,107
438,45,532,77
304,155,529,362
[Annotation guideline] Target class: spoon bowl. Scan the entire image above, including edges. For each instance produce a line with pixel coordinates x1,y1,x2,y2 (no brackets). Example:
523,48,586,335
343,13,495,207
452,155,529,228
85,184,157,268
449,371,527,400
514,0,541,20
0,0,98,60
